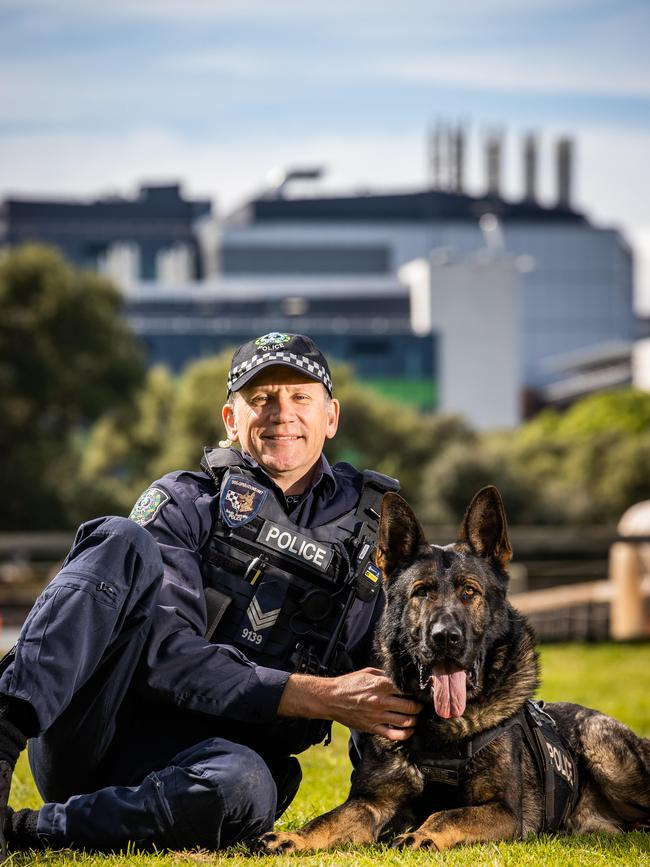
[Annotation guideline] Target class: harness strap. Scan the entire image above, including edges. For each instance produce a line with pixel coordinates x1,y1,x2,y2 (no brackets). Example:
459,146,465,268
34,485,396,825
412,700,578,833
200,446,246,479
354,470,399,526
350,470,400,602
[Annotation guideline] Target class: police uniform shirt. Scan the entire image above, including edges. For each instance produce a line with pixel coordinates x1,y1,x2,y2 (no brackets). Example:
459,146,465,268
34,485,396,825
131,450,381,730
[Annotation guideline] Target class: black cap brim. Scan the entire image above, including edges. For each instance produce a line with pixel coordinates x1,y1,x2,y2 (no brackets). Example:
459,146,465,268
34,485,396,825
229,359,330,394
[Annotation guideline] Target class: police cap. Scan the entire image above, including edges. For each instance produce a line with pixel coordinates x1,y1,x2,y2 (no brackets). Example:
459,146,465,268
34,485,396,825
227,332,333,396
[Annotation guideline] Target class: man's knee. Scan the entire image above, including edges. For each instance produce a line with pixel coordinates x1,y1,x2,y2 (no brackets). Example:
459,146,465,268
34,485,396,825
169,740,277,847
229,746,278,824
61,515,162,596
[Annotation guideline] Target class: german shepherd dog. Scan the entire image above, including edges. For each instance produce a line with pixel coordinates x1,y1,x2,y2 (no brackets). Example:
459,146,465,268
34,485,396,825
258,487,650,852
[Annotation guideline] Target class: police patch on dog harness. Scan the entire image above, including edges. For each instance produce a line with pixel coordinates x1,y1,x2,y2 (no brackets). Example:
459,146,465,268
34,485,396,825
129,487,170,527
220,475,268,528
410,700,578,832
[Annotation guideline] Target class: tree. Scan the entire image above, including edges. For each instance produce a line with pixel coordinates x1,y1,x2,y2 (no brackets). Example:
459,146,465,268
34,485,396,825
481,388,650,524
0,244,145,529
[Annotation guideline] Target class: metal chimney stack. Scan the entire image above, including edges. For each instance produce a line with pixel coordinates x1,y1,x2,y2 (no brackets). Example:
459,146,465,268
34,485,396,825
429,124,440,189
523,133,538,202
556,137,573,209
429,121,466,193
485,131,502,198
454,125,465,193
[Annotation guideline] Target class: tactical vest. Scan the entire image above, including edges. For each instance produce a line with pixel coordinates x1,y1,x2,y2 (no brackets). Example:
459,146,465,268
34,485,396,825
410,699,579,833
199,447,399,678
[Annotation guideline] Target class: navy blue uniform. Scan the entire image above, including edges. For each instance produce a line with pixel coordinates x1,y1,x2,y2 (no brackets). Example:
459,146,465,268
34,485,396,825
0,452,384,851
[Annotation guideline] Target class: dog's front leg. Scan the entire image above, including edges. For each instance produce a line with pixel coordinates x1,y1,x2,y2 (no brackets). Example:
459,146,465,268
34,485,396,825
392,802,518,851
255,795,404,854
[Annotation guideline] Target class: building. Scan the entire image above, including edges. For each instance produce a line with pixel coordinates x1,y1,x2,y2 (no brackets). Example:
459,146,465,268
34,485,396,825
1,131,641,427
1,183,211,283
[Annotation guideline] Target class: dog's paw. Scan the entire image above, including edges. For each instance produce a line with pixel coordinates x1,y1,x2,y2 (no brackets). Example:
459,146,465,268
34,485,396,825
391,831,439,850
251,831,305,854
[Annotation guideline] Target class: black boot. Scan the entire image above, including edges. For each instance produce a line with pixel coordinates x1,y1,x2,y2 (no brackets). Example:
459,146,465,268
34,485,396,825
0,720,26,862
3,807,44,853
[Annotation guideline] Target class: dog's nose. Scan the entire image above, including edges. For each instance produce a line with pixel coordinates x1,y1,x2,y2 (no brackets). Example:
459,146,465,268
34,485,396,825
431,621,463,649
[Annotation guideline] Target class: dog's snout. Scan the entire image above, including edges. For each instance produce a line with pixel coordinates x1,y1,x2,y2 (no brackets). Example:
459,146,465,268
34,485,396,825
430,620,463,650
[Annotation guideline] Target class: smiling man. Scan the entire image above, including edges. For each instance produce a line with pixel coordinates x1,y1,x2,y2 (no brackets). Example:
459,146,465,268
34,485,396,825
0,332,421,857
222,336,341,494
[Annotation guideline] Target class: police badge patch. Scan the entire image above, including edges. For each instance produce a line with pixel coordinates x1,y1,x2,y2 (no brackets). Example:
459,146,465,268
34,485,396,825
220,475,268,528
129,487,170,526
254,332,291,351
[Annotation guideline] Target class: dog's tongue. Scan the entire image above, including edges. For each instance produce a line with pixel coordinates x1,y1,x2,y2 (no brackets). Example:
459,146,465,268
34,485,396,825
433,670,467,718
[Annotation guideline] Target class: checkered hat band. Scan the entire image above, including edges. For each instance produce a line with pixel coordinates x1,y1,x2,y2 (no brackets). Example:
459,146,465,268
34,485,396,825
228,351,332,392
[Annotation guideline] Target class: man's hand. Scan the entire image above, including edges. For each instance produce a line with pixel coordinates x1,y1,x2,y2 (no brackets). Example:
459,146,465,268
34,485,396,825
277,667,422,741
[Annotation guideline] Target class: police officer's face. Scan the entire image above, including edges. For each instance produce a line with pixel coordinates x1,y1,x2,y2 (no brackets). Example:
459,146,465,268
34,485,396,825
221,366,340,493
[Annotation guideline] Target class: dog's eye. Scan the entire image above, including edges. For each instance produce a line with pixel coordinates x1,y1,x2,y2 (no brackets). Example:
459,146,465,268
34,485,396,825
412,585,430,598
462,585,478,600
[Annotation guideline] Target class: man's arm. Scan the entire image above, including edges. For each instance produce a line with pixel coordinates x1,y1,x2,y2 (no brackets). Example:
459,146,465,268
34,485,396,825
134,473,291,722
277,668,421,741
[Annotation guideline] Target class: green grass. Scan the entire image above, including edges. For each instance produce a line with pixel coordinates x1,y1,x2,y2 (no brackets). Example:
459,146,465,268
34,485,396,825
7,643,650,865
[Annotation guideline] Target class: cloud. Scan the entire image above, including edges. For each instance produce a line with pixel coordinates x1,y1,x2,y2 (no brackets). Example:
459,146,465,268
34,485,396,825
352,48,650,99
165,50,268,77
1,0,597,19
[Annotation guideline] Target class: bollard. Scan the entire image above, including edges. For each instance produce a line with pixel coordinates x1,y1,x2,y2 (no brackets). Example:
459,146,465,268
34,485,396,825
609,542,645,640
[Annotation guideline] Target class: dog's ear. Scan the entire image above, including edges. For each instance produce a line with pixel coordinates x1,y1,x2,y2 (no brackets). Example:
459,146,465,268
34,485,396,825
376,492,428,581
457,485,512,569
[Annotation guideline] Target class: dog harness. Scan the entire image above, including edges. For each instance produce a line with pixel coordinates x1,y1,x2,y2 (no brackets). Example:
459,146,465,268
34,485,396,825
410,699,579,832
199,447,398,677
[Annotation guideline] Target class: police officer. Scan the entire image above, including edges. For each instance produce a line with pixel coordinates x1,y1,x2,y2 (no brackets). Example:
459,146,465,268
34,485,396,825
0,333,421,857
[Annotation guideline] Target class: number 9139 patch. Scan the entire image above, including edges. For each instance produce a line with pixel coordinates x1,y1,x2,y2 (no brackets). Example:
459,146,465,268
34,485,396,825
235,576,288,654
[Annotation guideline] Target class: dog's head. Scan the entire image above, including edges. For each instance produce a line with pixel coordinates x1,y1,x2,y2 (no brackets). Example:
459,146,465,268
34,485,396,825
375,486,513,720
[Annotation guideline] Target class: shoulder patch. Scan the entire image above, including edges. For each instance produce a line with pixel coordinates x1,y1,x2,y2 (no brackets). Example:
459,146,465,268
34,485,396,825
220,475,268,528
129,487,170,526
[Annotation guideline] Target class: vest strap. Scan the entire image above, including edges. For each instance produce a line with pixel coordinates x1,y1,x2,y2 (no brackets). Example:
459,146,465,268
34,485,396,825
204,587,233,641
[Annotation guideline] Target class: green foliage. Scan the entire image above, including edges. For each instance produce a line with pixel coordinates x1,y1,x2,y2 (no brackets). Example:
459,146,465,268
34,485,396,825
419,388,650,526
76,352,233,518
325,363,473,506
554,388,650,439
417,440,535,525
70,366,177,522
496,389,650,524
0,245,145,529
155,353,232,474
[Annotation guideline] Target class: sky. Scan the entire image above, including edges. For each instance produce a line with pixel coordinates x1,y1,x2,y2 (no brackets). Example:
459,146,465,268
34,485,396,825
1,0,649,310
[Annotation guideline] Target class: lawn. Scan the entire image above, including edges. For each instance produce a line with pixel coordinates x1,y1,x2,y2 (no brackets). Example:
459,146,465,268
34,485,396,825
6,642,650,866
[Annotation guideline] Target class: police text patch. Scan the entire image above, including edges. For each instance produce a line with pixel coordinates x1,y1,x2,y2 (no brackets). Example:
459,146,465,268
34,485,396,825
256,520,334,572
129,487,170,526
220,475,268,528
